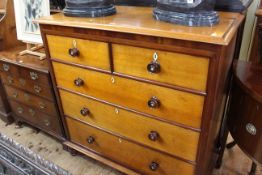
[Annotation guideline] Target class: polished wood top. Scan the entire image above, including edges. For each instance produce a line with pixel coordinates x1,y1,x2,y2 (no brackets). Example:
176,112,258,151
0,46,48,72
234,60,262,103
37,6,244,45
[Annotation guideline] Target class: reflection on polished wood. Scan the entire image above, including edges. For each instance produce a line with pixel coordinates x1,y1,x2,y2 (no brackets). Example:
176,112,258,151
37,6,244,45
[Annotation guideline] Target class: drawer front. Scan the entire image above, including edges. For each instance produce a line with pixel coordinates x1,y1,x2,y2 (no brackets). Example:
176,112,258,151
66,117,195,175
5,85,57,116
61,90,199,161
0,61,19,75
9,100,62,136
19,68,49,86
1,74,54,101
54,62,204,128
47,35,110,70
113,44,209,91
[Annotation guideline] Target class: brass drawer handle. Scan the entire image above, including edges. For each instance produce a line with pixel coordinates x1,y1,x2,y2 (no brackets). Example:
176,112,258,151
44,119,51,127
87,136,95,144
19,78,26,86
3,64,10,72
149,162,159,171
34,85,42,93
17,107,23,114
148,131,159,141
74,78,84,87
148,97,160,109
246,123,256,136
80,107,90,116
147,52,160,74
12,92,18,98
29,109,36,116
30,72,39,80
39,102,46,109
7,76,13,84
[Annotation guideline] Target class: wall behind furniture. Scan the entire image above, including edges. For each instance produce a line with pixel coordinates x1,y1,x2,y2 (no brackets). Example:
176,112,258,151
239,0,260,60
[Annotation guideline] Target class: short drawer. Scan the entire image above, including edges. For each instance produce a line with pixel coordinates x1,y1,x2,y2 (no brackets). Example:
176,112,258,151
66,117,195,175
60,90,199,161
47,35,110,70
9,100,62,136
5,85,58,116
19,68,49,86
1,74,54,101
0,61,19,75
53,62,204,128
112,44,209,92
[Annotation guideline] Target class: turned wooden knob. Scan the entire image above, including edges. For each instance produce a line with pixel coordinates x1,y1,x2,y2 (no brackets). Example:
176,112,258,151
80,107,90,116
87,136,95,144
149,162,159,171
69,48,79,57
148,97,160,108
147,61,160,73
148,131,159,141
74,78,84,87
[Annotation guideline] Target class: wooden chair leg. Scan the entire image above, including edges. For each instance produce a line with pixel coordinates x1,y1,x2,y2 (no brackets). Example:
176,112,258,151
249,162,257,175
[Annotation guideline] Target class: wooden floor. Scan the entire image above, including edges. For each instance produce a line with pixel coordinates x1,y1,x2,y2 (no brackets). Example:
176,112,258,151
0,120,261,175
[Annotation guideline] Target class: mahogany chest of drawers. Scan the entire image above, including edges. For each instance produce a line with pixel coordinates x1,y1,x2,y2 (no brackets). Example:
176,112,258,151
0,77,12,124
0,47,64,140
38,6,244,175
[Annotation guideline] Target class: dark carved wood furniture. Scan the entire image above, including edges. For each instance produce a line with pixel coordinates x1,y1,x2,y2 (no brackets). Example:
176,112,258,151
249,9,262,63
0,47,64,140
0,77,12,124
227,61,262,175
38,6,243,175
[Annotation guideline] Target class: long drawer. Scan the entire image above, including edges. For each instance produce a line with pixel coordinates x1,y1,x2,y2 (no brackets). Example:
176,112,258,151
47,35,111,70
5,85,58,116
60,90,199,161
66,117,195,175
9,100,62,136
53,62,204,128
1,74,54,101
113,44,209,92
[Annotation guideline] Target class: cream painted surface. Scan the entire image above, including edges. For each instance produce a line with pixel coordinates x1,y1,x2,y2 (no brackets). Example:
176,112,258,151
239,0,260,60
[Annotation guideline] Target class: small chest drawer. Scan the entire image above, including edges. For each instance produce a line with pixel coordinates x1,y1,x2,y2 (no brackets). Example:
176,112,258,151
112,44,209,92
9,100,62,136
66,117,195,175
19,68,49,86
47,35,110,70
60,90,199,161
53,62,204,128
0,61,19,75
5,85,57,116
1,74,54,101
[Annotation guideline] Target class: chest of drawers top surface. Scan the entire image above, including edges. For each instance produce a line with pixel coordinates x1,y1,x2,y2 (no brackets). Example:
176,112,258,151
0,46,48,73
37,6,243,45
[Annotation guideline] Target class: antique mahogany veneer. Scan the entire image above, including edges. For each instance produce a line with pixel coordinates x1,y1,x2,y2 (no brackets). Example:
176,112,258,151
0,47,64,140
38,6,244,175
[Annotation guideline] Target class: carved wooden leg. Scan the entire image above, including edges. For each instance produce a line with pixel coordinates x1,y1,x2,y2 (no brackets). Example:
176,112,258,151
226,141,236,149
15,121,23,128
249,162,257,175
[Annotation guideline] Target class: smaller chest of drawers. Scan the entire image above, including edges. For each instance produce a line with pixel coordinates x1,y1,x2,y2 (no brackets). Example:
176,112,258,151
0,47,64,140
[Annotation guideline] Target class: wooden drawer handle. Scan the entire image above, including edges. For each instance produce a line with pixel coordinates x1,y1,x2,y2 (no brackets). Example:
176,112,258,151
30,72,39,80
87,136,95,144
80,107,90,116
74,78,84,87
149,162,159,171
148,97,160,108
148,131,159,141
147,61,160,73
69,48,79,57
